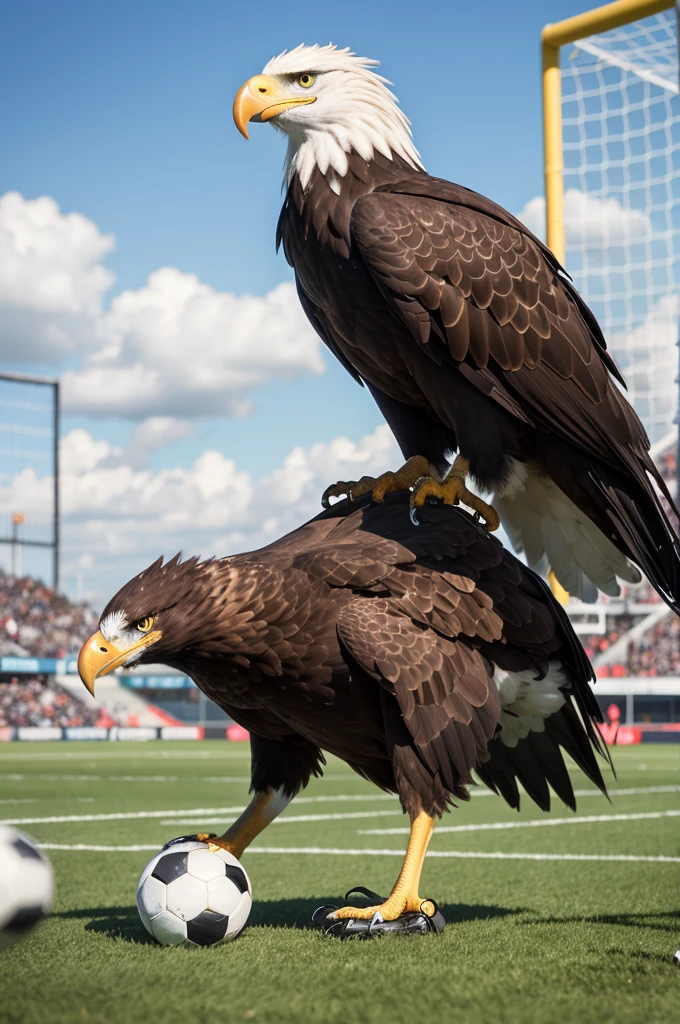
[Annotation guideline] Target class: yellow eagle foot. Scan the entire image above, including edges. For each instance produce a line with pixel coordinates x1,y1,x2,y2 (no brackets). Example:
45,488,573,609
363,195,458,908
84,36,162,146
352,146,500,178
160,832,239,856
330,892,436,922
195,832,238,855
316,813,440,935
410,456,500,531
321,456,432,509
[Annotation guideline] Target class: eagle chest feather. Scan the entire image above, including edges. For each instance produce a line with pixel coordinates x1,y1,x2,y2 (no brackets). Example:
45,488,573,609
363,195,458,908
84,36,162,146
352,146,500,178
279,162,426,397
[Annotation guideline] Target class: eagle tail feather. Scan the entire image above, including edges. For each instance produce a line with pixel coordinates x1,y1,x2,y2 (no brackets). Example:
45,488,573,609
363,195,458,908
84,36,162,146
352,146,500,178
497,452,680,612
577,462,680,615
476,697,608,812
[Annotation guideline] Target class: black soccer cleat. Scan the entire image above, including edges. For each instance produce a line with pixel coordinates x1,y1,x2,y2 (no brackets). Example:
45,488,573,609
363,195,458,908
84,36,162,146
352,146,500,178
311,887,445,938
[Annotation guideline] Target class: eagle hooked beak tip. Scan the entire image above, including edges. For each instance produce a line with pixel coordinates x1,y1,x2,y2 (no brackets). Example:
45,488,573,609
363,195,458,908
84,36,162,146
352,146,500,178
233,74,316,139
77,629,162,697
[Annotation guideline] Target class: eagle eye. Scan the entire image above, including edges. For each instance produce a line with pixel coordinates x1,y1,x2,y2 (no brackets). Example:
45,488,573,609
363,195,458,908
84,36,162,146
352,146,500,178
297,73,315,89
136,616,154,633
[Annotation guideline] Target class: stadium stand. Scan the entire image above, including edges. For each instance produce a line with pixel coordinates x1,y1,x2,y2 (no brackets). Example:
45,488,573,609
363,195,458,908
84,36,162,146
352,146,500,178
623,615,680,678
0,569,126,729
578,584,680,679
0,675,112,729
0,568,97,658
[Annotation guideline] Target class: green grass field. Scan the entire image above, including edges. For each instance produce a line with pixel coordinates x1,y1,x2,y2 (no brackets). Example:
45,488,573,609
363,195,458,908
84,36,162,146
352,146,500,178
0,741,678,1024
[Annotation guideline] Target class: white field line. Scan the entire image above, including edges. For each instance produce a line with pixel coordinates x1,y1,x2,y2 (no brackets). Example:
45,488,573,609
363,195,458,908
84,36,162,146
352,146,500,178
0,798,37,805
0,793,399,826
576,785,680,797
0,806,249,826
1,771,678,800
22,770,353,785
0,774,227,783
0,748,674,766
3,785,679,827
164,806,680,830
0,750,252,762
361,809,680,835
143,784,680,801
253,848,680,864
160,810,404,827
36,843,680,863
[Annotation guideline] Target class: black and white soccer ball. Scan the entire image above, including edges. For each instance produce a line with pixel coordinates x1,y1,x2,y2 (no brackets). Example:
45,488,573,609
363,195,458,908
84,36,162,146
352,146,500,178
0,826,54,951
137,836,252,946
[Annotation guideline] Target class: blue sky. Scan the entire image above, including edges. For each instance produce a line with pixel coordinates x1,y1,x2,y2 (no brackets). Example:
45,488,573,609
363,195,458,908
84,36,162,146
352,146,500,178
0,0,615,596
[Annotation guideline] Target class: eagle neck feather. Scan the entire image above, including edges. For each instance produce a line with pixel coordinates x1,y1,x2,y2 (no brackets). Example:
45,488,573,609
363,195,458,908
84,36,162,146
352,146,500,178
281,150,426,257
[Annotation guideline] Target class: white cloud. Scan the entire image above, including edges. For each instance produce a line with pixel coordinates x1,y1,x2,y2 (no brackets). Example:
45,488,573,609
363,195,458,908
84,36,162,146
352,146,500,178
0,424,400,605
0,191,115,360
609,295,679,444
62,269,325,418
1,192,325,418
118,417,194,470
518,188,651,247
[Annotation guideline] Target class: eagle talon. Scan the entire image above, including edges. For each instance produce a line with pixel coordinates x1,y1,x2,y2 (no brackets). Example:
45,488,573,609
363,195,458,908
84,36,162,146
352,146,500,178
330,889,429,922
321,481,352,509
195,832,239,855
321,477,377,508
321,457,433,511
409,458,500,532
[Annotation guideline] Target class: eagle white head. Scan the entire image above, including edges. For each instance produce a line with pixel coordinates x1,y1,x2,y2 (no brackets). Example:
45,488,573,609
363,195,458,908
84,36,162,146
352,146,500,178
233,44,423,191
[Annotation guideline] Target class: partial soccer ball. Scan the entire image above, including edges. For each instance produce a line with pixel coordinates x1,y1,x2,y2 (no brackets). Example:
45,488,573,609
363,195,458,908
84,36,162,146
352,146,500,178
137,837,252,946
0,826,54,951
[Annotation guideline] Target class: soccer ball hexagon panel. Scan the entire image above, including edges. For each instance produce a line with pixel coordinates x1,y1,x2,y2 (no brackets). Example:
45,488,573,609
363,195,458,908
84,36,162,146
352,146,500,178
0,825,54,951
137,840,252,946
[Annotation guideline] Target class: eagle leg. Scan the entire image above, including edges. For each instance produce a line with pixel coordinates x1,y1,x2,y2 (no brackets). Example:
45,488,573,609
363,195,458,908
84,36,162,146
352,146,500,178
197,787,291,859
410,455,500,531
330,811,436,922
321,456,433,509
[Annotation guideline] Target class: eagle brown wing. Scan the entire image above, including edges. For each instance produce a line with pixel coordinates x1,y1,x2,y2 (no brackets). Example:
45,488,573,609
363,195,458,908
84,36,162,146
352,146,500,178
350,179,654,468
317,496,608,807
333,532,503,797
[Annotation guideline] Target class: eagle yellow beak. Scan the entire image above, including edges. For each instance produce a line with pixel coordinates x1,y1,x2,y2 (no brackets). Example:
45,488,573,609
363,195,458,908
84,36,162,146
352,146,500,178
77,629,162,697
233,74,316,139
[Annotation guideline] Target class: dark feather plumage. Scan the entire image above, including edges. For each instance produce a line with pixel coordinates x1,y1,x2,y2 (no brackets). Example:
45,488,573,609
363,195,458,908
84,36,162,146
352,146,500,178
278,155,680,610
101,494,609,817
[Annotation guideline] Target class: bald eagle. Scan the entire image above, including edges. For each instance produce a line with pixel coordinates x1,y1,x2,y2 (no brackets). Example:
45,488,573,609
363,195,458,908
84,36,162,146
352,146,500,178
233,44,680,610
78,494,608,924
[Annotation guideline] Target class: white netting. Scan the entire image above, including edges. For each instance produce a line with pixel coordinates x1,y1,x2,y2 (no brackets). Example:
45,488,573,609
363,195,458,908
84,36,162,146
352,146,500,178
0,377,57,583
561,7,680,443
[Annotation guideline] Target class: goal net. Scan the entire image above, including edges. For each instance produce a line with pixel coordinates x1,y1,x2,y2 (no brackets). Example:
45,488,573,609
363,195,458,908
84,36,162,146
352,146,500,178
559,4,679,445
0,375,58,587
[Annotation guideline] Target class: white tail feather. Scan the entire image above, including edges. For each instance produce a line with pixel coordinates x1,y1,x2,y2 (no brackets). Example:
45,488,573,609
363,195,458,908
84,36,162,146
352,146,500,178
493,461,641,602
494,662,567,748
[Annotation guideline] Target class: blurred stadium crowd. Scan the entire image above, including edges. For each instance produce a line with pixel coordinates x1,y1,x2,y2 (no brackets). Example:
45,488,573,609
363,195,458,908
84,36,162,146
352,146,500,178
625,615,680,677
0,568,112,729
580,580,680,678
0,676,113,729
0,568,97,658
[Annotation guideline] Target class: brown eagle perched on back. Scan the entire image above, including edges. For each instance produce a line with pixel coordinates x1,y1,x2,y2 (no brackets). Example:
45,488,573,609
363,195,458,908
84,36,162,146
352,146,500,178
233,44,680,610
78,494,608,925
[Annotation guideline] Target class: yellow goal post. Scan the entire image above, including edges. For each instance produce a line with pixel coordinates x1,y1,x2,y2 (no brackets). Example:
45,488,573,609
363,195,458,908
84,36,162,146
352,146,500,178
542,0,676,265
541,0,679,605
